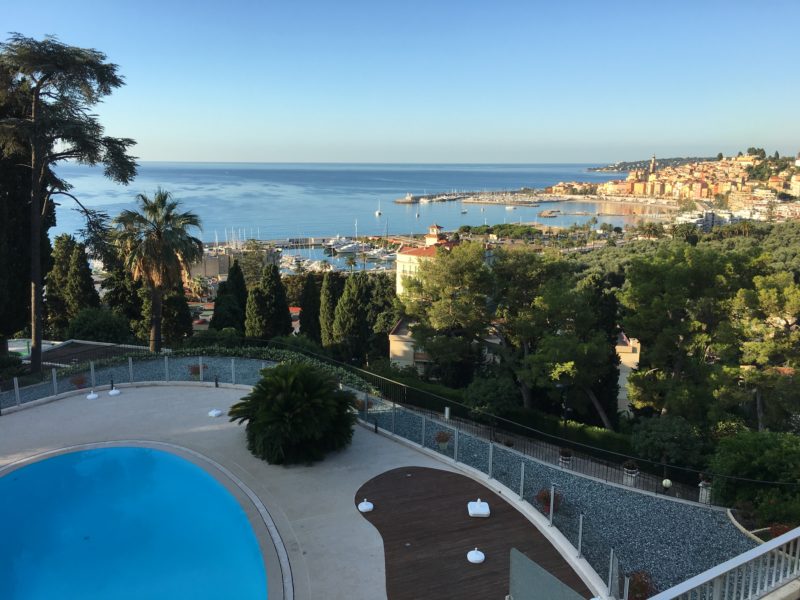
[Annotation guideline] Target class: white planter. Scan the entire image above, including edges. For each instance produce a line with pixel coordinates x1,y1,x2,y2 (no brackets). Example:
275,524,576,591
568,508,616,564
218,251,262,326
698,482,712,504
623,468,639,487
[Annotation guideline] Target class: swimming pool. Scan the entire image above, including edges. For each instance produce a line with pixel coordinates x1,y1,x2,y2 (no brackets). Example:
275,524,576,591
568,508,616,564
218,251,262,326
0,447,267,599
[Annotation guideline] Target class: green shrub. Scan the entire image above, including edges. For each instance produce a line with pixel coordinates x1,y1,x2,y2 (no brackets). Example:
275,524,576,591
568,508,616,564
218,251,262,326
0,354,25,382
631,416,707,470
67,308,132,343
711,431,800,526
228,362,356,464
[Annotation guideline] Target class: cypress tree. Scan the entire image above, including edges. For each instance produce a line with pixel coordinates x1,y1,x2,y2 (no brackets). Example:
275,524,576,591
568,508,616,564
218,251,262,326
299,272,321,343
65,243,100,321
319,271,344,348
210,282,244,331
46,234,78,337
245,286,270,338
258,264,293,339
162,288,193,346
332,272,372,363
226,260,248,314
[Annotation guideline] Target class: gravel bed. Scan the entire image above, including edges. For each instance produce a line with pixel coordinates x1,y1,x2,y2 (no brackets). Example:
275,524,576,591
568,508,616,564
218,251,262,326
490,447,755,590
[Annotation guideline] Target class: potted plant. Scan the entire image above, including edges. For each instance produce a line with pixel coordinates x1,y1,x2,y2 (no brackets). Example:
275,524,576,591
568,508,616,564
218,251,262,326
622,460,639,487
69,374,88,389
626,571,656,600
558,448,573,468
353,397,373,412
534,487,563,516
698,474,712,504
435,430,452,451
188,363,204,380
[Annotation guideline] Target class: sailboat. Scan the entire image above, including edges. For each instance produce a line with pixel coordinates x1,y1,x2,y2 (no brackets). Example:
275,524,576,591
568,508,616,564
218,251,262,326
375,200,382,217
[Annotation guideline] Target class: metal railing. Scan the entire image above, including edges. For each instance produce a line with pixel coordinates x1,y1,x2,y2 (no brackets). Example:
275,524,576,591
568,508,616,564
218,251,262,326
649,526,800,600
6,339,798,508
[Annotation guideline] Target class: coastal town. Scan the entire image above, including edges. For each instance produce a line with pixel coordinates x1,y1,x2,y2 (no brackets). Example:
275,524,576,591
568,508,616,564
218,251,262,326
550,150,800,226
392,151,800,231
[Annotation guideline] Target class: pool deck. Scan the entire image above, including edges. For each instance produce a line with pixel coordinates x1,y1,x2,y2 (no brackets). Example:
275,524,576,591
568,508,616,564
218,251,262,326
0,383,466,600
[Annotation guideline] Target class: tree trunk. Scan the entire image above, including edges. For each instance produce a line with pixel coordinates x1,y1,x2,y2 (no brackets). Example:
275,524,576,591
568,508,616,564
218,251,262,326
583,385,614,430
519,379,533,410
755,388,764,432
29,148,43,374
150,287,163,353
517,341,533,410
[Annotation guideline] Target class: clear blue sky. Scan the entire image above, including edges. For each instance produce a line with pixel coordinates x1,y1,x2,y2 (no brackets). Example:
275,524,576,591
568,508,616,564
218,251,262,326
5,0,799,163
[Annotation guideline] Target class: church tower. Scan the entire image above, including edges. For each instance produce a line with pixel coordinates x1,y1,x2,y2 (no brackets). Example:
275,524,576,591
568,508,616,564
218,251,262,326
649,154,657,175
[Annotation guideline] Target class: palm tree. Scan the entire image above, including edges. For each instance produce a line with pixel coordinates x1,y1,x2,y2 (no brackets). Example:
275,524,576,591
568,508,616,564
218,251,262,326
345,255,357,272
114,189,203,352
228,362,356,464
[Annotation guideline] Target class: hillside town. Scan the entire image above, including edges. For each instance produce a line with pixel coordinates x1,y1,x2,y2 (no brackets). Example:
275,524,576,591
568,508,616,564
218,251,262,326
549,151,800,226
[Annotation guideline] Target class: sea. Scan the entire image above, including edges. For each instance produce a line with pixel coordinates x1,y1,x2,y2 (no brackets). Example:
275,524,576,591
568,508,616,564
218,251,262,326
51,162,661,245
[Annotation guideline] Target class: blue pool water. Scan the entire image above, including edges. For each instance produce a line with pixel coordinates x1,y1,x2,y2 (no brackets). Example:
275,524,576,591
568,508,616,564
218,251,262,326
0,447,267,599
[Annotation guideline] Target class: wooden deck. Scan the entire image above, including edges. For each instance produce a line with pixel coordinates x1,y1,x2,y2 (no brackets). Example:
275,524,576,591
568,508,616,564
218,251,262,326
355,466,592,599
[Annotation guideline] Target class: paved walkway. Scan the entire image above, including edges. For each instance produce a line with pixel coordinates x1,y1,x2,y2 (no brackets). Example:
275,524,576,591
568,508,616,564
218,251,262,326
0,383,457,600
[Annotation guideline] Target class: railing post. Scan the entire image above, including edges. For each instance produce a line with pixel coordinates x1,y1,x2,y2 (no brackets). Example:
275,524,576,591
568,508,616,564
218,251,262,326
199,356,204,382
128,357,134,382
488,442,494,479
13,377,20,406
51,368,58,396
90,361,96,388
549,483,555,526
391,402,396,434
454,427,459,461
231,358,236,385
164,355,170,381
519,462,525,499
421,415,426,447
711,577,723,600
623,575,630,600
577,514,584,558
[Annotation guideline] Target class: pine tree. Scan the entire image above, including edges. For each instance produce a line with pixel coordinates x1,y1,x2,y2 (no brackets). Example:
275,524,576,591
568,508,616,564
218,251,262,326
0,72,44,354
65,243,100,321
46,235,78,337
299,272,321,343
0,34,137,371
332,272,372,363
245,286,270,338
258,264,293,339
319,271,344,348
226,260,248,315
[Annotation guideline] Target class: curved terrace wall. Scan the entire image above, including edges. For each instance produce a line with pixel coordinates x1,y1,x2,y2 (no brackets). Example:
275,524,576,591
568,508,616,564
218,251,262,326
0,349,756,594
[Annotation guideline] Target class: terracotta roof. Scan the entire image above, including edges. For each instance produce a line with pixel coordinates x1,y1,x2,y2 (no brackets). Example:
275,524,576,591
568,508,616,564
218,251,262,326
398,246,440,258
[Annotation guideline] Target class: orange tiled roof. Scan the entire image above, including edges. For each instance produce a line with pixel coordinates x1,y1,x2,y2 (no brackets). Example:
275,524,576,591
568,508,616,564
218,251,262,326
399,246,440,258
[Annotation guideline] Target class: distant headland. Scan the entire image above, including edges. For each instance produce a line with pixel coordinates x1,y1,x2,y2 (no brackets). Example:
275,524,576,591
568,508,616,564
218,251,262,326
589,156,716,172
